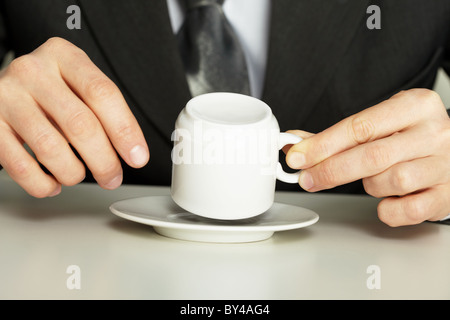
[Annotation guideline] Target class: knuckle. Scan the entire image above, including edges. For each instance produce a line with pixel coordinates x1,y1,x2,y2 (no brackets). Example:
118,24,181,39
66,110,99,140
318,160,338,188
363,143,391,170
115,123,135,143
406,89,444,115
419,89,445,114
41,37,72,55
84,77,118,102
7,159,33,180
7,55,41,78
40,37,89,67
349,116,375,144
313,136,333,160
415,88,442,104
390,167,413,196
33,130,61,158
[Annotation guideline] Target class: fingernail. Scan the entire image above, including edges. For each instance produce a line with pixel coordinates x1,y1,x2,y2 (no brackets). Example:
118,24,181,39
288,152,306,169
299,171,314,190
130,145,149,167
104,174,123,190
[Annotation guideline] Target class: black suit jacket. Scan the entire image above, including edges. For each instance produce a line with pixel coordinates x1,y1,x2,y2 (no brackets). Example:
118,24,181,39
0,0,449,193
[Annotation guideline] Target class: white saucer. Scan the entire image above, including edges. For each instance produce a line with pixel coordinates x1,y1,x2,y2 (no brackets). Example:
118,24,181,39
109,196,319,243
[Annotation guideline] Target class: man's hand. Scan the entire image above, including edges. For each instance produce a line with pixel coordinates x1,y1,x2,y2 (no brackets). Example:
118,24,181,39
0,37,149,197
286,89,450,227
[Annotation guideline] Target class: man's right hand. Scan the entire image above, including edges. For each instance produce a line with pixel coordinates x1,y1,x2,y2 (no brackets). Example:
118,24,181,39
0,37,149,197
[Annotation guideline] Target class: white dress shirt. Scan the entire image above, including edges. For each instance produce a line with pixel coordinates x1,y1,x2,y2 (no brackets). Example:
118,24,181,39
166,0,271,98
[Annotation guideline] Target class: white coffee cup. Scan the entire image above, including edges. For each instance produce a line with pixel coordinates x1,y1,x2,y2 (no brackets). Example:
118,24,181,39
170,92,302,220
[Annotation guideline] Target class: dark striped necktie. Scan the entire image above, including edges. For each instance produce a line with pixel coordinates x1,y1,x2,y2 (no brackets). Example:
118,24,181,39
177,0,250,96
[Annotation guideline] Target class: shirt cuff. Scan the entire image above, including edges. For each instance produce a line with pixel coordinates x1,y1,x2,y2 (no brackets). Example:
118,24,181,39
440,213,450,221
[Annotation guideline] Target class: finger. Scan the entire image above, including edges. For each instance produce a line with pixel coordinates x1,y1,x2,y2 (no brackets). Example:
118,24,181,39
286,89,444,169
41,39,149,168
363,156,450,198
24,74,123,190
282,130,314,154
0,121,61,198
298,124,435,192
1,89,86,187
377,184,450,227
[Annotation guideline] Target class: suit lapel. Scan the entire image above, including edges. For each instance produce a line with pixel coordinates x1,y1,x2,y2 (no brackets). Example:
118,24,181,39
263,0,370,130
78,0,190,143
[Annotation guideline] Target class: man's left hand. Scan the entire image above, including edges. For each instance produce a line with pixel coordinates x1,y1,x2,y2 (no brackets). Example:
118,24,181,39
286,89,450,227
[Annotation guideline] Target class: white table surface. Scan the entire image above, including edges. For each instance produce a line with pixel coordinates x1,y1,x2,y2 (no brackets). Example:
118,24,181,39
0,172,449,300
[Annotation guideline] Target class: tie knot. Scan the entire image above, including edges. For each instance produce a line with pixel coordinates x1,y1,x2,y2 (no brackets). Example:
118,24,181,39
184,0,224,10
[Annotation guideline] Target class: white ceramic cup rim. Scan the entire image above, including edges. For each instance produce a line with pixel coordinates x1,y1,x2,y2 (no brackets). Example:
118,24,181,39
185,92,272,127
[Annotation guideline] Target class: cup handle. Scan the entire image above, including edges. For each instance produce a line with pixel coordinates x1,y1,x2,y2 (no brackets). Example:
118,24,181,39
276,132,302,184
